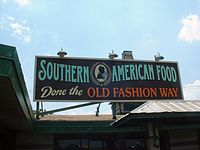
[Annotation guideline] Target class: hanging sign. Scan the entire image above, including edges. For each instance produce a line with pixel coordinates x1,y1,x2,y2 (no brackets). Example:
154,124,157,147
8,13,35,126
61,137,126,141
33,56,183,102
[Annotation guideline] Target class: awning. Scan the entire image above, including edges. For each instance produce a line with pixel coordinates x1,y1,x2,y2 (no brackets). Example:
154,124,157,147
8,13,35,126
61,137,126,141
0,44,34,131
111,100,200,128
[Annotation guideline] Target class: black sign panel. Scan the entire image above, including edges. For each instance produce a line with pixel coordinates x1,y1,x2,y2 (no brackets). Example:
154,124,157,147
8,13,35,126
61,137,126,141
34,56,183,102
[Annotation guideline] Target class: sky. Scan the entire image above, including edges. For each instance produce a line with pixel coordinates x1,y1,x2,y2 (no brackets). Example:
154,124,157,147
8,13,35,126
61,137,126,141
1,0,200,115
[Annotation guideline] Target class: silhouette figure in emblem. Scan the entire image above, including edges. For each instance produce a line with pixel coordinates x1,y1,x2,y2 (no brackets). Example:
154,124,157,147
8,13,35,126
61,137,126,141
97,66,105,80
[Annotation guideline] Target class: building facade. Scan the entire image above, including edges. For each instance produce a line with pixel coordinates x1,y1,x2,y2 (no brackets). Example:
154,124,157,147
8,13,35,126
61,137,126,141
1,44,200,150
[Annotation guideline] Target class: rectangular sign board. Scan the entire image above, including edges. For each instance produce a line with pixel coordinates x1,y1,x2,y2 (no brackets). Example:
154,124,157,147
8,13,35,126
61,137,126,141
34,56,183,102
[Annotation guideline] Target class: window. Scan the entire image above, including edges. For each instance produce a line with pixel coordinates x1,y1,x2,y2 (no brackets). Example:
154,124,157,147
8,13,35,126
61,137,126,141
55,136,146,150
57,139,81,150
89,139,103,150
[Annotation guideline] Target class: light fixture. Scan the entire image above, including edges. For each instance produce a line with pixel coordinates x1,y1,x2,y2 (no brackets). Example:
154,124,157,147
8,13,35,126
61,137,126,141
57,48,67,57
154,52,164,61
108,50,118,59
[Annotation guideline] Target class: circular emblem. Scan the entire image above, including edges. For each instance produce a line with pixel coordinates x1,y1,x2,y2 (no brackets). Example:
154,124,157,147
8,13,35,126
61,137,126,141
90,62,111,86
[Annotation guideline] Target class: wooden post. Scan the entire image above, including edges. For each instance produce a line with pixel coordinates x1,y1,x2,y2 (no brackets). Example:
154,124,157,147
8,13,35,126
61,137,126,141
36,102,40,119
146,123,160,150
